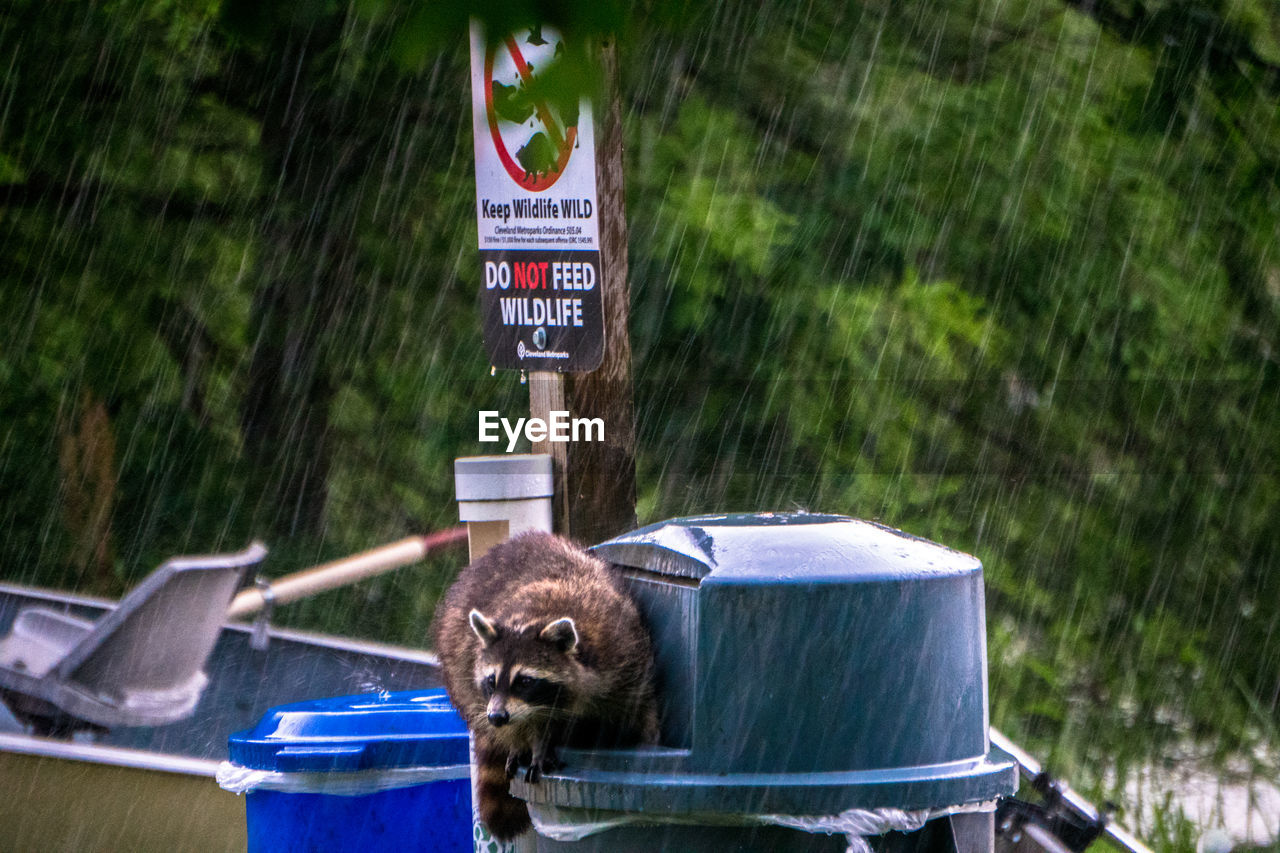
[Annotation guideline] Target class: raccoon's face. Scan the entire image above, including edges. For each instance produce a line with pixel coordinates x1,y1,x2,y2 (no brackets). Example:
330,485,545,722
469,609,578,729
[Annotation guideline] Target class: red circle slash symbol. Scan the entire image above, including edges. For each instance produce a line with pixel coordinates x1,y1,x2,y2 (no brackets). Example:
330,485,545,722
484,35,578,192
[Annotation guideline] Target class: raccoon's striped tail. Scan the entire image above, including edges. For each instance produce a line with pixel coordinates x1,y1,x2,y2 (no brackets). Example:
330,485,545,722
476,743,531,840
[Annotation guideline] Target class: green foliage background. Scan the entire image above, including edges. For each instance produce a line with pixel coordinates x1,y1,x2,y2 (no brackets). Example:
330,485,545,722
2,0,1278,842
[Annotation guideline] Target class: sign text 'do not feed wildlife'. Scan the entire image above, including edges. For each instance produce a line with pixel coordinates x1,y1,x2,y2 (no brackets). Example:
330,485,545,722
470,23,604,373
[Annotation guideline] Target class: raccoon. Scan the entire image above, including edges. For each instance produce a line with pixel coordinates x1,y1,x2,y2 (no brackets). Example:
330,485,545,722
432,531,659,840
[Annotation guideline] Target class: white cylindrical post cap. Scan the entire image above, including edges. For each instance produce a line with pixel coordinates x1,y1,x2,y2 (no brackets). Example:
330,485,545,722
454,454,554,502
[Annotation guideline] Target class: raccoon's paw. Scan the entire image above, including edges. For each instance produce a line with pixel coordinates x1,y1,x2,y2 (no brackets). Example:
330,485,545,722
504,751,520,779
525,746,562,783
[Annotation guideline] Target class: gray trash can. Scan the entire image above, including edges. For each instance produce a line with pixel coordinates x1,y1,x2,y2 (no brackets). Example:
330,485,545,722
512,512,1018,852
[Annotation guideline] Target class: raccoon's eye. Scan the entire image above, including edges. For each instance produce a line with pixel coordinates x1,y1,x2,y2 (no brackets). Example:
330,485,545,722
480,674,496,697
511,673,549,698
509,673,558,704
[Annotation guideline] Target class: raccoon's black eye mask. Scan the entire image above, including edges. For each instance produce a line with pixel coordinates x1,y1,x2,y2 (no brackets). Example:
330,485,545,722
509,673,565,707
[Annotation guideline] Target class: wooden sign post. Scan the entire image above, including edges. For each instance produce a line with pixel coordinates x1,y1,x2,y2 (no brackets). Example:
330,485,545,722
557,38,636,546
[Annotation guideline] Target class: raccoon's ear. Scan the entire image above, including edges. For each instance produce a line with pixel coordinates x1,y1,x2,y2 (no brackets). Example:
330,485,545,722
469,609,501,647
539,617,579,654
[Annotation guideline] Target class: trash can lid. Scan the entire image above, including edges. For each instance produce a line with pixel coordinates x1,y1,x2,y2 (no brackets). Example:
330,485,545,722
228,689,469,773
591,512,980,583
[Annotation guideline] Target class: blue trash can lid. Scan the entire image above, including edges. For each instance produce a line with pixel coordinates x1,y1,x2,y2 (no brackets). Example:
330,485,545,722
228,688,470,773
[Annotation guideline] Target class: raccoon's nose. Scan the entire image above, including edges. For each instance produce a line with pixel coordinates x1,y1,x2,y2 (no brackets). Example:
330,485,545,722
488,709,510,727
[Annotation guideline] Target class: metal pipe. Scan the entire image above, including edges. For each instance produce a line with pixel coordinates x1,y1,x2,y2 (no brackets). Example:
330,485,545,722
227,528,468,619
990,727,1154,853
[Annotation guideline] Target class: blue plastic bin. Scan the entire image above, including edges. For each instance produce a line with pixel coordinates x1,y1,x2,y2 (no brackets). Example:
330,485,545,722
223,689,472,853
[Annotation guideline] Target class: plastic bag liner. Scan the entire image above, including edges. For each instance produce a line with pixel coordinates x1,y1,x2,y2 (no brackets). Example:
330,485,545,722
216,761,469,797
528,800,997,853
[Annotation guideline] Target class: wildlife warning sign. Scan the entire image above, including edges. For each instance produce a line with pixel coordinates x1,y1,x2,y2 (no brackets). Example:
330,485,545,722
470,23,604,372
